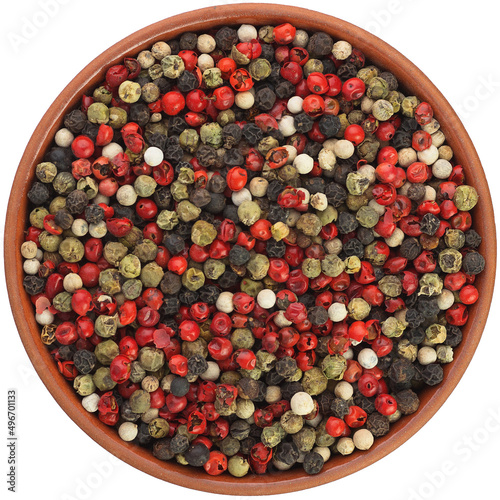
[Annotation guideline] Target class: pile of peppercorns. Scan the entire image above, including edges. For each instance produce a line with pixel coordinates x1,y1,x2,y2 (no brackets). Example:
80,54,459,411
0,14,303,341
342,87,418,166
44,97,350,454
21,21,485,477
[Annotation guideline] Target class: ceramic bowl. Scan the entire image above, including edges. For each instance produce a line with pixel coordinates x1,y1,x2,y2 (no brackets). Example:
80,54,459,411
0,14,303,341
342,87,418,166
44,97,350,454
4,3,496,495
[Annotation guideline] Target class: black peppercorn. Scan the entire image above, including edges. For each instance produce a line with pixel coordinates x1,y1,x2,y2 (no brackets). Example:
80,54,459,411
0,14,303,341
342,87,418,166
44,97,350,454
23,275,46,295
318,114,341,138
395,389,420,415
294,113,314,133
170,377,190,397
266,239,286,258
389,358,415,384
445,325,463,347
254,87,276,111
214,26,238,51
337,62,358,80
419,363,444,386
405,308,425,329
417,296,440,318
308,306,328,326
343,238,364,259
160,297,180,316
462,251,485,275
465,230,482,249
275,441,300,466
184,443,210,467
391,130,412,149
177,71,199,93
85,204,105,224
405,327,426,345
242,123,263,145
229,245,251,266
420,213,441,235
170,433,190,454
27,182,50,206
129,103,150,127
307,32,333,57
198,285,220,305
366,412,390,437
303,451,324,475
330,398,349,419
54,210,74,230
73,349,96,374
164,234,185,255
316,391,334,416
266,370,285,386
337,211,359,234
280,381,303,401
399,237,422,260
324,182,347,207
65,189,88,214
153,439,175,461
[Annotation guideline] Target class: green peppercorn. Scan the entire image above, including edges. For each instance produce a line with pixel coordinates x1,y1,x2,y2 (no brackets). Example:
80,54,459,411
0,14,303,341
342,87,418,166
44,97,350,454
397,339,418,362
357,66,379,83
246,254,270,280
321,254,345,277
317,205,338,225
371,99,394,121
77,177,98,199
177,200,201,222
182,267,205,291
138,347,165,372
401,96,419,117
134,175,157,197
292,426,316,452
191,220,217,246
99,268,122,295
231,45,250,65
344,256,362,274
103,241,128,266
129,361,146,384
148,418,170,438
231,328,255,350
170,181,189,202
238,201,262,226
179,129,199,153
95,313,118,338
119,226,143,250
122,279,143,300
346,172,370,196
302,258,321,278
36,162,57,183
202,67,223,88
453,185,478,211
367,77,389,100
256,350,276,372
157,210,179,230
95,339,119,365
87,102,110,124
348,297,371,319
419,273,443,296
119,254,142,279
438,248,463,273
30,207,49,229
261,422,286,448
296,213,322,237
444,229,465,249
248,58,272,80
302,367,328,395
130,389,151,413
381,316,406,338
321,355,347,380
93,367,116,391
280,410,304,434
108,107,128,128
315,419,336,447
425,324,447,344
52,291,72,312
228,455,250,478
53,172,76,195
140,262,164,288
162,55,185,79
240,278,264,297
74,374,96,396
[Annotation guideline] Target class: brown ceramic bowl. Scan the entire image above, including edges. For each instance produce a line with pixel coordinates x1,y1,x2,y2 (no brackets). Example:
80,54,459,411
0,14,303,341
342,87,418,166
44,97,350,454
4,3,496,495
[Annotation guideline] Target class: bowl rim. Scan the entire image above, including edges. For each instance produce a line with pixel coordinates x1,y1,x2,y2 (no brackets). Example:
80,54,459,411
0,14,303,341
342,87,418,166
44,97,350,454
4,3,497,495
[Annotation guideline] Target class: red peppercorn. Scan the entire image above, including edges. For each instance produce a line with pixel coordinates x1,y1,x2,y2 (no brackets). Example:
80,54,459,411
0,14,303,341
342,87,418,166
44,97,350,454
375,394,398,416
233,349,257,370
203,451,227,476
459,285,479,304
446,303,469,326
412,130,432,151
343,360,363,383
344,124,365,145
212,86,235,110
273,23,296,44
345,405,367,428
325,416,346,437
169,354,188,376
302,94,325,117
342,77,365,101
55,322,78,345
230,68,254,91
358,373,380,397
71,135,95,158
109,354,132,383
407,162,429,183
161,91,185,115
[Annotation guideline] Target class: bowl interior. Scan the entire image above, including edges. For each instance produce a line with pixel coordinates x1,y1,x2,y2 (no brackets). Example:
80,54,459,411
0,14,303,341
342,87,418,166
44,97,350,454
4,3,496,495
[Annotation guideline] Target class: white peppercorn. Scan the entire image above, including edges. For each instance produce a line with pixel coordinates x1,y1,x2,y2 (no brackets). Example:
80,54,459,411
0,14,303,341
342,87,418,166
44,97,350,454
21,241,38,259
279,115,297,137
119,422,138,442
291,392,315,415
237,24,258,42
71,218,89,237
102,142,124,160
197,34,216,53
332,40,352,60
144,146,164,167
417,145,439,165
357,348,378,369
257,289,276,309
36,309,54,325
287,96,304,114
353,429,374,450
249,177,269,197
63,273,83,293
328,302,348,322
417,346,437,365
334,139,355,159
235,91,255,109
116,185,138,206
432,159,452,179
23,259,40,275
197,53,215,71
232,188,252,206
55,128,74,148
82,393,100,413
334,381,354,400
89,221,107,238
336,437,355,455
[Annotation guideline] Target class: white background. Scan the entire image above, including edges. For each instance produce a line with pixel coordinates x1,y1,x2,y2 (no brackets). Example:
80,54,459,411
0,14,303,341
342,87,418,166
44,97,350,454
1,1,499,499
